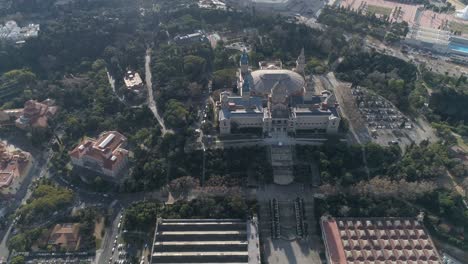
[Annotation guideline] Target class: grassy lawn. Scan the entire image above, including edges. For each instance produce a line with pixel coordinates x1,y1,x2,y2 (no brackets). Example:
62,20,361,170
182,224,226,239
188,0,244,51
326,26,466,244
367,5,392,16
96,238,102,250
450,21,468,35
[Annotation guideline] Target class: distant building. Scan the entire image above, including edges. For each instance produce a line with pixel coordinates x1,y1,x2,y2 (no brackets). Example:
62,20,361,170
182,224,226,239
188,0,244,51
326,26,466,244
320,216,442,264
174,30,209,45
0,108,22,125
48,223,81,251
455,6,468,20
15,99,58,130
199,0,227,10
123,70,144,92
404,26,450,54
227,0,291,12
69,131,129,178
0,143,31,189
218,49,340,136
0,20,39,42
150,218,261,264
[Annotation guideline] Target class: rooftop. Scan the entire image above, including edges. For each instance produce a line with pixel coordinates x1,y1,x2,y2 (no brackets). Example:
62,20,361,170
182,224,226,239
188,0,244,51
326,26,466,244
250,69,305,96
69,131,128,173
124,71,143,89
151,218,260,264
321,216,442,264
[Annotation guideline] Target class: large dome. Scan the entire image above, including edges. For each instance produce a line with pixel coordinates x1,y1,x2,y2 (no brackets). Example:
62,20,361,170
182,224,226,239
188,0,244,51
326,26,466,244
250,69,305,96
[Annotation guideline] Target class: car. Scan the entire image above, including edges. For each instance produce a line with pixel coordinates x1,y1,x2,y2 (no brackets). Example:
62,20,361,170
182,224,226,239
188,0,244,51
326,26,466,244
112,247,115,253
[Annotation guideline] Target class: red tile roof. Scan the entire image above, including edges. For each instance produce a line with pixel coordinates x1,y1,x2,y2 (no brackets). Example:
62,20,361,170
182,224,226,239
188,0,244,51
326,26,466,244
0,143,31,188
69,131,128,173
321,217,442,264
48,223,80,250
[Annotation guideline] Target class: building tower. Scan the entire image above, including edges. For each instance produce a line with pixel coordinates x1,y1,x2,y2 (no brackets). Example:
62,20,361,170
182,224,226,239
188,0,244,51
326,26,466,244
295,48,306,75
240,49,249,74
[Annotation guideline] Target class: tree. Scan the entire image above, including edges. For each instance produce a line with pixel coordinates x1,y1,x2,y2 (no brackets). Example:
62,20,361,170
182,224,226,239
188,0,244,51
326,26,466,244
183,55,206,82
10,256,25,264
167,176,199,198
212,69,236,90
7,234,27,252
164,99,189,129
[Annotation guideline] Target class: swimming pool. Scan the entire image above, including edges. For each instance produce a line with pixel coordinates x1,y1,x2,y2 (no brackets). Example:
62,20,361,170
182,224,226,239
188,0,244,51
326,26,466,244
449,43,468,54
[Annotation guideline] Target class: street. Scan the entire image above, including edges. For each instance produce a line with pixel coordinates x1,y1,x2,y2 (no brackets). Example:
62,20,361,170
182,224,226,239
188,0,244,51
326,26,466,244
0,147,52,260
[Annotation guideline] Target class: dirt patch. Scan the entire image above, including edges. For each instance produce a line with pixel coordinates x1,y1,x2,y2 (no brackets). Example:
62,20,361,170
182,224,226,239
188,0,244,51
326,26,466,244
94,216,105,240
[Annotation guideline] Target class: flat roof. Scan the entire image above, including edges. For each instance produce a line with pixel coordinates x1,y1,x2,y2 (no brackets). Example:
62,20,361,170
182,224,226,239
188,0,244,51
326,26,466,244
162,221,245,225
155,241,248,245
153,252,249,257
158,231,246,235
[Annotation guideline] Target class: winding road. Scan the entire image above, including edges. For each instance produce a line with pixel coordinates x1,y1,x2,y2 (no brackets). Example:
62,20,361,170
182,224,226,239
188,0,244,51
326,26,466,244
145,48,171,135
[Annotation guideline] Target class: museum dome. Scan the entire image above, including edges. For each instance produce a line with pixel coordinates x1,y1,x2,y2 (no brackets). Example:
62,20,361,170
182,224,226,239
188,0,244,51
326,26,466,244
250,69,305,96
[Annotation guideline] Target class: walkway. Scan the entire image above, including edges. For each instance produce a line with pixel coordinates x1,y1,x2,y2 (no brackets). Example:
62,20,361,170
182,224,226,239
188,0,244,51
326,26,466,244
106,70,125,103
145,48,171,135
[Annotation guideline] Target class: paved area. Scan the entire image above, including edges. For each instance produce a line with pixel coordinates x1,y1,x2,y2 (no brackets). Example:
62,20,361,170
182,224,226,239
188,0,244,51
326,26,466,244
264,238,321,264
145,48,172,135
256,184,322,264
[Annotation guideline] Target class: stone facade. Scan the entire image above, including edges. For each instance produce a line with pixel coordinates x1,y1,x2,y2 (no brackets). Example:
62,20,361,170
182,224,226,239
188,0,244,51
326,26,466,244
218,50,340,136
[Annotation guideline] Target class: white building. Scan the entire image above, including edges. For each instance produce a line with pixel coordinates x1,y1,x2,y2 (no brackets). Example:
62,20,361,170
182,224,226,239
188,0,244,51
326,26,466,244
456,6,468,20
0,20,39,42
123,70,144,92
218,49,340,136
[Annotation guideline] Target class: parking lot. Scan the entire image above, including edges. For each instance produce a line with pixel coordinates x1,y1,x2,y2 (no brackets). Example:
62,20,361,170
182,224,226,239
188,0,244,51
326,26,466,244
351,86,437,148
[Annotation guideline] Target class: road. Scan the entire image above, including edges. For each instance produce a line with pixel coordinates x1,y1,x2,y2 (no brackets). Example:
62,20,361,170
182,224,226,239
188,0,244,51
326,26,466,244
98,207,122,264
145,48,171,135
0,148,52,260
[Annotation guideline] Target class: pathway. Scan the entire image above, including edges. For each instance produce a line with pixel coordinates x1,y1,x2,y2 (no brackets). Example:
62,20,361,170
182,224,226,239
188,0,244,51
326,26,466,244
145,48,171,135
106,70,125,103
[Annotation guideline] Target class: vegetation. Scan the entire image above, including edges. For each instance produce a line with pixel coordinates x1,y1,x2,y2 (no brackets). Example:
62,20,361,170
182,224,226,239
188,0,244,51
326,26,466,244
296,141,366,186
9,255,25,264
7,228,46,252
16,181,74,225
422,69,468,139
123,196,256,232
318,6,408,43
336,51,417,112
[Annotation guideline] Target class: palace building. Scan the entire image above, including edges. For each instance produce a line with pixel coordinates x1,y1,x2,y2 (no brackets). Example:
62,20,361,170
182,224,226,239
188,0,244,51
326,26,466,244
218,49,340,136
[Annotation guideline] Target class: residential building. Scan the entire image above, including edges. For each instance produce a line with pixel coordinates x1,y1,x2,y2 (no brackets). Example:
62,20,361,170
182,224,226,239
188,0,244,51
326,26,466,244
218,49,340,136
0,142,31,189
48,223,81,251
150,218,261,264
69,131,129,178
320,216,442,264
123,70,144,92
15,99,58,130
